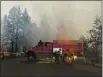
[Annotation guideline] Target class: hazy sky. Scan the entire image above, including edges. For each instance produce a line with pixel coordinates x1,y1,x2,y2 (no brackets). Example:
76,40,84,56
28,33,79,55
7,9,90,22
1,1,101,40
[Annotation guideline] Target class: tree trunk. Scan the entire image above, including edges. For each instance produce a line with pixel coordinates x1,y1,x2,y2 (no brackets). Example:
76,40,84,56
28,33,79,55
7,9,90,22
15,24,18,52
95,46,99,63
15,33,18,52
11,40,14,52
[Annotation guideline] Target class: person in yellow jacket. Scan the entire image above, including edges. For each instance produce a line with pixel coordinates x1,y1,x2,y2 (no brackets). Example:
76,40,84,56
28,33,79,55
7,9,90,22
65,56,72,64
64,51,78,64
64,52,72,64
73,55,78,60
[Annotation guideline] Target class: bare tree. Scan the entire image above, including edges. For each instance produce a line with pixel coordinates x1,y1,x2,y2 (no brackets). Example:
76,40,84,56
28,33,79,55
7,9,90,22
80,36,89,57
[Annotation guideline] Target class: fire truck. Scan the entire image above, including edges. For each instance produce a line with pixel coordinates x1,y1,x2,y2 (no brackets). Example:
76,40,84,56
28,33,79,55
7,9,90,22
0,48,10,59
26,40,84,62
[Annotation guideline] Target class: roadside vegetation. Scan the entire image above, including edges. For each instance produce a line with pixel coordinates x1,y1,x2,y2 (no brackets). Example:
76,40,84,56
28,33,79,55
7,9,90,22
80,15,102,65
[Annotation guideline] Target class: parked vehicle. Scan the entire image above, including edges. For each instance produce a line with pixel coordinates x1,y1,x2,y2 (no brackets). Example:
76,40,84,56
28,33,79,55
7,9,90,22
0,49,11,59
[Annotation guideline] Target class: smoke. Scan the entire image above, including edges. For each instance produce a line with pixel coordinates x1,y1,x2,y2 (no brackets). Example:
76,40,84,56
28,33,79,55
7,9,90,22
1,1,101,42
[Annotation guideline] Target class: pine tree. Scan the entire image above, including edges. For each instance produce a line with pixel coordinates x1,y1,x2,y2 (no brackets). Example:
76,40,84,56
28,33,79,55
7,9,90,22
2,6,23,52
21,8,33,50
2,15,8,50
88,15,102,62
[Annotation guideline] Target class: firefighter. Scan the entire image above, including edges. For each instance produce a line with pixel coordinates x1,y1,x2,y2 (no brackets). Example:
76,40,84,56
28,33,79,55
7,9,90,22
56,49,61,64
63,49,69,64
53,51,57,63
62,52,68,63
55,52,59,64
38,40,43,47
58,49,62,63
68,52,74,64
53,49,61,64
64,52,69,64
62,50,65,62
63,49,73,65
65,55,71,64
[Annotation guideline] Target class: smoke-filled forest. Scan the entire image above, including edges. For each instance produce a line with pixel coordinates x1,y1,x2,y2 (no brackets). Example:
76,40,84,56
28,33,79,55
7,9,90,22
1,2,102,63
1,6,53,52
0,2,102,76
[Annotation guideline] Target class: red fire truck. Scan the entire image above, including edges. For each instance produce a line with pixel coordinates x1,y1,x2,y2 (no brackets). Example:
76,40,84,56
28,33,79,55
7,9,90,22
26,40,84,61
0,48,11,59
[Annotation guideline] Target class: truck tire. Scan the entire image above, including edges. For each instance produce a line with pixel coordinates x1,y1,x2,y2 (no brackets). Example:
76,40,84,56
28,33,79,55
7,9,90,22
28,55,34,61
26,52,36,62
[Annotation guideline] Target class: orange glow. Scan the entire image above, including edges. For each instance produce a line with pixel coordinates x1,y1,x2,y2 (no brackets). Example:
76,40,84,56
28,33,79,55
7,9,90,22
57,25,77,53
58,27,71,41
54,25,83,55
57,26,75,45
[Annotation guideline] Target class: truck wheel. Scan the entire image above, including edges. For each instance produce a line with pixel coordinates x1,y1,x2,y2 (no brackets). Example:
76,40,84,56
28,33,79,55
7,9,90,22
27,52,36,62
28,56,34,61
